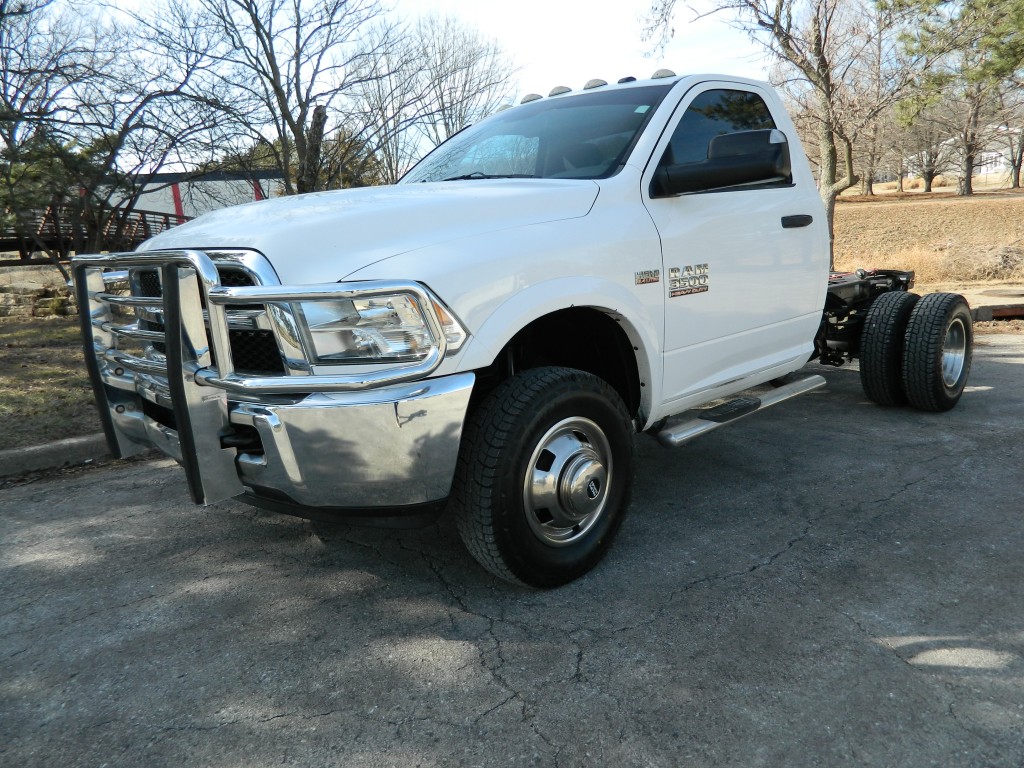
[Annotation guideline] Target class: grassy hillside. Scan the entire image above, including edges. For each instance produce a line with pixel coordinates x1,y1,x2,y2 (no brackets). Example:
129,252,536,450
833,189,1024,283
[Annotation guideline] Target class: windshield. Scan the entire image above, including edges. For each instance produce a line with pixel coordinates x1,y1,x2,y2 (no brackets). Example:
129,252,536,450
401,84,673,184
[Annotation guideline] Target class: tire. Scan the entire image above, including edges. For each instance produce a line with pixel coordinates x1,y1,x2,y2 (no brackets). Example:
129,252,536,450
859,291,919,406
902,292,973,412
451,367,634,588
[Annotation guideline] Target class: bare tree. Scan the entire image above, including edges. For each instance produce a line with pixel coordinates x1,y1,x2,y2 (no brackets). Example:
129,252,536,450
0,0,87,144
853,4,895,196
413,14,517,147
0,0,101,268
931,81,1004,194
901,80,1015,196
999,81,1024,187
348,23,434,184
350,16,516,184
320,123,385,188
900,105,955,191
0,0,252,270
67,4,240,245
183,0,395,194
1004,126,1024,189
881,126,908,192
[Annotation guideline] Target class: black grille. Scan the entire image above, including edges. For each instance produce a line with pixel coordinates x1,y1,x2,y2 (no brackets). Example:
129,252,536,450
217,269,255,287
229,329,285,374
148,331,167,355
138,270,162,296
217,268,263,311
134,266,256,294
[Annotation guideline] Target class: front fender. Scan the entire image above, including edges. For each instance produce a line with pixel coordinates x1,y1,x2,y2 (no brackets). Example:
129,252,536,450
342,201,667,426
456,276,663,424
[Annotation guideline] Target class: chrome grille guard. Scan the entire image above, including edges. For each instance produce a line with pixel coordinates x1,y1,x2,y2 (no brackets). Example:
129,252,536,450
73,249,449,505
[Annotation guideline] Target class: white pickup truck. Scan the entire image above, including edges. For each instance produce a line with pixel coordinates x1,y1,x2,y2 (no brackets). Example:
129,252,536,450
73,71,973,587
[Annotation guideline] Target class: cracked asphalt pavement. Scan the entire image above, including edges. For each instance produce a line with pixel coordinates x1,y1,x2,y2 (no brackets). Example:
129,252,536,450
3,335,1024,767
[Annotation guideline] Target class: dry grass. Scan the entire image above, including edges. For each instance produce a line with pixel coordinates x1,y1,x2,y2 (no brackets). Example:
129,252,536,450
0,316,98,449
833,190,1024,282
873,177,952,192
833,243,1024,283
975,318,1024,334
844,172,1011,196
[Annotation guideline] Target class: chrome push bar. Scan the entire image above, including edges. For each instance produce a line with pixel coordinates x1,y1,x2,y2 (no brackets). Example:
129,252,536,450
72,249,450,505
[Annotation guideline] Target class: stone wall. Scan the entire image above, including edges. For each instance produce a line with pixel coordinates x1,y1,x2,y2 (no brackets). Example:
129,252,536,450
0,266,76,318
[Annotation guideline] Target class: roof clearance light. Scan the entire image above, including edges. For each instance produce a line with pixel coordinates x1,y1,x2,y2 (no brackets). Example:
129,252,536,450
651,69,676,79
548,86,571,96
618,76,637,83
521,93,542,103
583,79,608,89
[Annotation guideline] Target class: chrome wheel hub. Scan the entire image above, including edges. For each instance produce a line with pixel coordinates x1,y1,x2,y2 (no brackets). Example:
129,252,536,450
941,318,967,388
524,417,612,546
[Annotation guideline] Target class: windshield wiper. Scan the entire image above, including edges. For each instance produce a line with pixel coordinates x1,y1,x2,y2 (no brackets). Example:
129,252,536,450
439,172,536,181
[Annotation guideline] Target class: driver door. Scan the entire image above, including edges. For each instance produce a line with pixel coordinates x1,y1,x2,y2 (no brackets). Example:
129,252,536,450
642,82,825,406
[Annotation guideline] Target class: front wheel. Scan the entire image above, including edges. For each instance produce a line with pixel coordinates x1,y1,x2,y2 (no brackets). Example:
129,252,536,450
451,367,634,588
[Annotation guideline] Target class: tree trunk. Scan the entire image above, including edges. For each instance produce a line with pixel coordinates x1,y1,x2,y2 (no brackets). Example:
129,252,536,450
818,121,838,267
959,94,981,197
296,105,328,195
960,153,975,196
817,116,859,268
1010,134,1023,189
821,189,838,268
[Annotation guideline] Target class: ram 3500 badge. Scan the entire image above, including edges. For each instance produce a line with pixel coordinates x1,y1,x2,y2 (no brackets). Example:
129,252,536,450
74,71,973,587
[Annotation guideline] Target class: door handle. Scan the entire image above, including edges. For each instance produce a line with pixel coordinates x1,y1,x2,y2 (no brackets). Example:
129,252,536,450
781,214,813,229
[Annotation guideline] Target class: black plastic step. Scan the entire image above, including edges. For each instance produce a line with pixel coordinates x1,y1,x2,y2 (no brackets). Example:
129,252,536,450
698,397,762,423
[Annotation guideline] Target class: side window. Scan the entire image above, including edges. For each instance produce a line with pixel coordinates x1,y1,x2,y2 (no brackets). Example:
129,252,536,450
663,89,776,166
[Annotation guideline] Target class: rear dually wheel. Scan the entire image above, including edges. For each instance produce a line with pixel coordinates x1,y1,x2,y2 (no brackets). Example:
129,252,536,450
859,290,919,406
902,292,973,412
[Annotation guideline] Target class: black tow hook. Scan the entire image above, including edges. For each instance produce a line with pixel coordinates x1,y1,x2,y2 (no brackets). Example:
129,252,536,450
220,426,263,453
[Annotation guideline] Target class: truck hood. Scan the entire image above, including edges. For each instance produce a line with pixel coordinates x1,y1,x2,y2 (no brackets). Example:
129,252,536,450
141,179,599,284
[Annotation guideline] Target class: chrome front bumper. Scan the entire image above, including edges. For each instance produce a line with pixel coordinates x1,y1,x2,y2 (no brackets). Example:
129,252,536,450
73,249,474,512
229,375,474,508
104,372,475,509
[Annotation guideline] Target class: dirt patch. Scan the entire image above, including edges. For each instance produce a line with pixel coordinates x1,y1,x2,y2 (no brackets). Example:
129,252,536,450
0,316,99,449
974,318,1024,334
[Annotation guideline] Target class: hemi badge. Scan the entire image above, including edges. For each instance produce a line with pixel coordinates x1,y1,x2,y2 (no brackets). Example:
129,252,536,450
635,269,660,285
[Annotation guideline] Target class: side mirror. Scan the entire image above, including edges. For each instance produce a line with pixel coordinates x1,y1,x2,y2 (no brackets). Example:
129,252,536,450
651,129,792,197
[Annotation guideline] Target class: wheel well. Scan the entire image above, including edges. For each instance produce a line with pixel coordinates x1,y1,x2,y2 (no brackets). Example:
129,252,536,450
473,308,642,418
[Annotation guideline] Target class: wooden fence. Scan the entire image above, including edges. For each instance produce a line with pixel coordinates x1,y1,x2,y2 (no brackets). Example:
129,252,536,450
0,206,189,267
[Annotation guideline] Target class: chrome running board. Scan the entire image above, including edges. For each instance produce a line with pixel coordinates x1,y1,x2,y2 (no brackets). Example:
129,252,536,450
657,375,826,448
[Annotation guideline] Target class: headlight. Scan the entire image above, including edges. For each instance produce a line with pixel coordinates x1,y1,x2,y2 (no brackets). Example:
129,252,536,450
297,289,466,364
